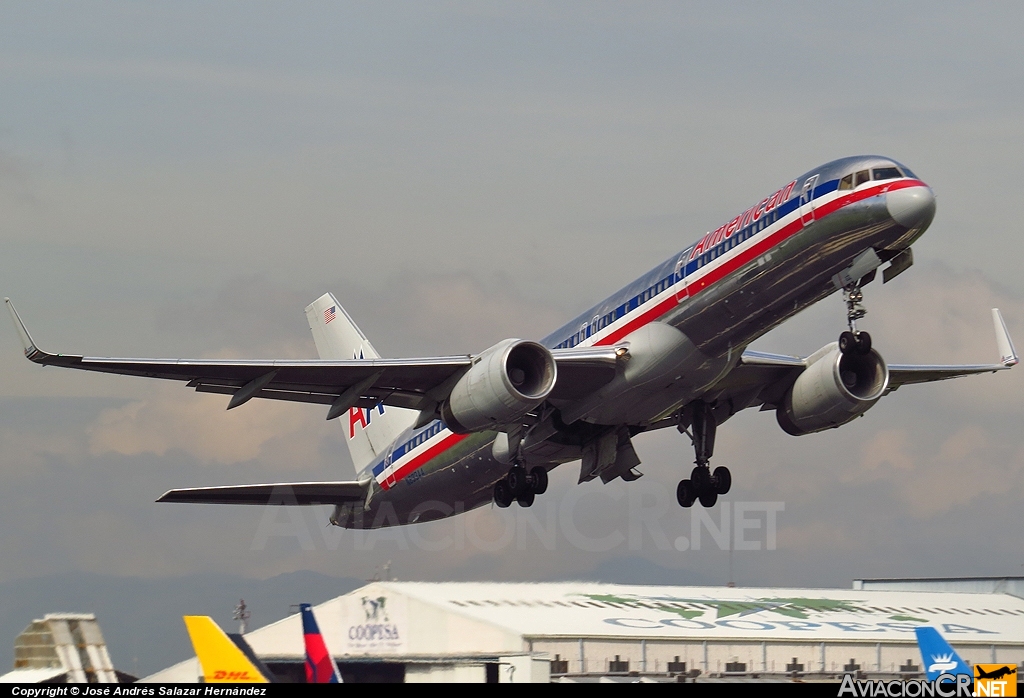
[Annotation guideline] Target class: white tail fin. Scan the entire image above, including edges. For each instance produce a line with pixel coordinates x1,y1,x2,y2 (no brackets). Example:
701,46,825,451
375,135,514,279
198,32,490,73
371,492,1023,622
305,293,416,474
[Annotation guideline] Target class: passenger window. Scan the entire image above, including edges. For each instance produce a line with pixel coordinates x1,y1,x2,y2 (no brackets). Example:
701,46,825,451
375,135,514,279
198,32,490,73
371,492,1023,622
839,174,853,190
872,166,902,181
854,170,870,187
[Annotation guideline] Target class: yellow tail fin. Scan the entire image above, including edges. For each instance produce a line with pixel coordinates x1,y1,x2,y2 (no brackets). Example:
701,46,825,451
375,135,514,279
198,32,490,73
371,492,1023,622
183,616,269,683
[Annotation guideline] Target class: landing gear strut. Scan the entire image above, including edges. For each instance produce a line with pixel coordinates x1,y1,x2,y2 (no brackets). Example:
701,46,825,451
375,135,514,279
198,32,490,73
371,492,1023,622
493,464,548,508
838,284,872,355
676,402,730,508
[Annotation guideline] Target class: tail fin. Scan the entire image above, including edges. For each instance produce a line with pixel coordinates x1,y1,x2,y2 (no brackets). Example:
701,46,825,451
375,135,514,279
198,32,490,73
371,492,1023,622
183,616,272,683
305,293,416,474
915,626,972,682
300,603,342,683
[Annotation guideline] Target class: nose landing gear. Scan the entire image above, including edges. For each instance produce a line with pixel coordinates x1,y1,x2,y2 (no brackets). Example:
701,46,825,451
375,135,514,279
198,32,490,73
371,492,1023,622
493,464,548,508
838,284,872,355
676,401,731,508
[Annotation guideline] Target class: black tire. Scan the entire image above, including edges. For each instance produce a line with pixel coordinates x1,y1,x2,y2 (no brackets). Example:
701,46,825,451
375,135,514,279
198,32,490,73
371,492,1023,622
839,331,856,354
529,466,549,495
855,331,872,354
517,489,536,508
676,480,696,508
690,466,711,493
507,465,528,496
712,466,731,495
494,480,513,508
699,489,718,508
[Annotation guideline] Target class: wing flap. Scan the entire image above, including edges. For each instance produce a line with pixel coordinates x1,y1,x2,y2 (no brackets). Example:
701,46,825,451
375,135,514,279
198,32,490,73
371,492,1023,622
157,481,368,505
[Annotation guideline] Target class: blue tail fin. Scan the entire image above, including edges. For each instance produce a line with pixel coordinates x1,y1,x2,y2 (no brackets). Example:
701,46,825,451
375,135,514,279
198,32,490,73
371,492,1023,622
300,603,342,684
915,626,972,682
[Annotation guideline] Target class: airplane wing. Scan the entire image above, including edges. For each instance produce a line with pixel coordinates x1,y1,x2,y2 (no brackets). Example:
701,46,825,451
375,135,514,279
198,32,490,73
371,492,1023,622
714,308,1016,409
6,298,619,417
157,481,369,505
884,309,1018,392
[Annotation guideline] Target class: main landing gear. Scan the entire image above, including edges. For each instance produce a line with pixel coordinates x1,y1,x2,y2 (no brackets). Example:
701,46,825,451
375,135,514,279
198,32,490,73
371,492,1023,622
676,401,731,508
838,283,872,356
493,464,548,508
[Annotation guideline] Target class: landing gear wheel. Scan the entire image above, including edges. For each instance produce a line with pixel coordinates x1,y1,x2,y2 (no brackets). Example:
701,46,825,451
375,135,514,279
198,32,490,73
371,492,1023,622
698,489,718,508
506,465,528,496
493,480,513,508
712,466,731,495
528,466,548,495
690,466,711,493
676,479,696,508
855,331,872,355
517,489,536,508
839,331,857,355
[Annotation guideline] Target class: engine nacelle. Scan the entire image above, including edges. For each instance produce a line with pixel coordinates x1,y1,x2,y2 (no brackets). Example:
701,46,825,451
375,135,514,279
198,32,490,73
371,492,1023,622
441,339,557,434
776,343,889,436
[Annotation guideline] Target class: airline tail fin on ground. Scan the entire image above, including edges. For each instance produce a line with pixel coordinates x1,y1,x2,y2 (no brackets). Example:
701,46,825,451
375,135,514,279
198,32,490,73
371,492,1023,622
183,616,273,683
915,626,972,682
300,603,342,683
304,292,416,474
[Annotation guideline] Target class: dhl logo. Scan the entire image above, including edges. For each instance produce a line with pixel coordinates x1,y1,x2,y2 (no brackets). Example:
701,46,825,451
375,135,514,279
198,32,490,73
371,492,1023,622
213,670,254,680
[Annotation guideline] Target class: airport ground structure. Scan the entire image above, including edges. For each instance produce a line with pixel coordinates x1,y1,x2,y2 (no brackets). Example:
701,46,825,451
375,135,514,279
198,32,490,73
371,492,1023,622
0,613,133,683
142,581,1024,683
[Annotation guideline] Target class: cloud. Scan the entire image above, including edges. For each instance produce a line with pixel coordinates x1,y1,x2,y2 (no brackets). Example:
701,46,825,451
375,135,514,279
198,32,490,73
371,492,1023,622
87,385,336,468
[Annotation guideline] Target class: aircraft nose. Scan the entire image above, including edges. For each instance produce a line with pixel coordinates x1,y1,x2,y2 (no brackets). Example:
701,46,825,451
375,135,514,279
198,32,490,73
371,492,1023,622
886,186,935,230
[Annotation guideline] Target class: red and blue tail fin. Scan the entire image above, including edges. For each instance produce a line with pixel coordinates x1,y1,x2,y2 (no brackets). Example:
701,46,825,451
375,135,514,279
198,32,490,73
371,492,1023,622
300,603,342,683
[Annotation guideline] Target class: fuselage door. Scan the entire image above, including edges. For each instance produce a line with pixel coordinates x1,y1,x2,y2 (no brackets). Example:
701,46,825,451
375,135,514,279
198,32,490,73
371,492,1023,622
383,445,396,489
674,249,692,303
800,174,819,226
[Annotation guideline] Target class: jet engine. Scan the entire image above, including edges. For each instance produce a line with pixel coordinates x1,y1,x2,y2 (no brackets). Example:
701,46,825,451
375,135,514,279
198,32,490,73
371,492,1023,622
776,343,889,436
441,338,557,434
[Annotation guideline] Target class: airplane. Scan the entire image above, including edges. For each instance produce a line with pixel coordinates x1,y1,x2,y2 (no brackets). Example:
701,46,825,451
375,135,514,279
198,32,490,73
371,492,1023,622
5,155,1018,528
300,603,342,683
183,615,273,683
915,626,973,683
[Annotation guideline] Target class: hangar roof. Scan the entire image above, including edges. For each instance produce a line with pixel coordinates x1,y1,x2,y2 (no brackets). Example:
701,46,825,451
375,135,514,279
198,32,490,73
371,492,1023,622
381,581,1024,643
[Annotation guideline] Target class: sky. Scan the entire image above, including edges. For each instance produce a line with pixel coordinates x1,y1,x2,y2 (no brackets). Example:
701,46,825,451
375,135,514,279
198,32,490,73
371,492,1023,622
1,0,1023,665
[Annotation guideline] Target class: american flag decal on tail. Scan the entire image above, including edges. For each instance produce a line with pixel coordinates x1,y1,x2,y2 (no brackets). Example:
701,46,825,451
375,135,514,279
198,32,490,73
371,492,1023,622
324,306,336,324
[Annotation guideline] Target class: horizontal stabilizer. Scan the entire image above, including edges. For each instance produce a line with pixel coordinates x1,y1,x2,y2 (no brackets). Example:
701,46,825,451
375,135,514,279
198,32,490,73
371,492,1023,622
158,481,367,505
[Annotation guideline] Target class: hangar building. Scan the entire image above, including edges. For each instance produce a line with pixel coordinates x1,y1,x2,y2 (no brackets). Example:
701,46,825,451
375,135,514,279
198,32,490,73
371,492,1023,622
142,581,1024,683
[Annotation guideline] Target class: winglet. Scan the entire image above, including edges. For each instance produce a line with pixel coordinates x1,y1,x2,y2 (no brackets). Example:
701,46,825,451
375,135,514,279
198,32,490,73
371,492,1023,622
4,298,41,359
993,308,1018,367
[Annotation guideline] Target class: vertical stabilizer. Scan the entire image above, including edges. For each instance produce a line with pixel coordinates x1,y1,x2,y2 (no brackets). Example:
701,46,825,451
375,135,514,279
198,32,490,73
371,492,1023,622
183,616,271,683
915,626,972,682
305,293,416,474
300,604,342,683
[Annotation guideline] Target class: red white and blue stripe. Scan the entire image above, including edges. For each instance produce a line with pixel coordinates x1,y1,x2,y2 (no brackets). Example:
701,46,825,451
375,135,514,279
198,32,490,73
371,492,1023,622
370,167,929,491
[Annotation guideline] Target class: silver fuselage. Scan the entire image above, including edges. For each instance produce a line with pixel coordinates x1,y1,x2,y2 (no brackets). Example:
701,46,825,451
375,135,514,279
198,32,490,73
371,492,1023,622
336,155,936,528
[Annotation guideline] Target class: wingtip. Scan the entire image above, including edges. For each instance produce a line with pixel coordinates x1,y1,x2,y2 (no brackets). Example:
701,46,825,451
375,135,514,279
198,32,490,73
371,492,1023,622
5,297,40,358
992,308,1018,367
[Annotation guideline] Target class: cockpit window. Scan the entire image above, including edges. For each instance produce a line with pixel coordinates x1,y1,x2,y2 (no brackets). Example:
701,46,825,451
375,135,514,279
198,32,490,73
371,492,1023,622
872,166,902,181
854,170,870,187
838,174,853,191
